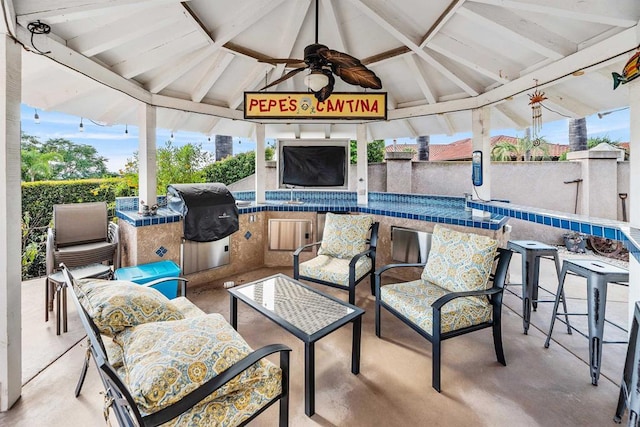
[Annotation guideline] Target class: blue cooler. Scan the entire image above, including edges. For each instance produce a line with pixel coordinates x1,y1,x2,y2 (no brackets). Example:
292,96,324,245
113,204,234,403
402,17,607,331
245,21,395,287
114,260,182,299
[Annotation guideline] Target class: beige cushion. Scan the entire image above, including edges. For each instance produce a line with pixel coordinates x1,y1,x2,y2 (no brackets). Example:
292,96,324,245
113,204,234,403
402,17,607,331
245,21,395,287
318,213,373,259
421,225,498,293
76,279,184,336
116,314,280,414
381,279,492,334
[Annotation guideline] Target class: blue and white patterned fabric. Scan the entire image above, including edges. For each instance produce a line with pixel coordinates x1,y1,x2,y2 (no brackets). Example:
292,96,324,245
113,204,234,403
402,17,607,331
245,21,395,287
299,255,373,287
380,279,492,335
421,225,498,294
317,213,373,259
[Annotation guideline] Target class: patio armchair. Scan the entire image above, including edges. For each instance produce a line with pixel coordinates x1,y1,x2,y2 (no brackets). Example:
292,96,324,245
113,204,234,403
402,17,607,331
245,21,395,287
46,201,119,275
374,224,512,392
293,213,378,305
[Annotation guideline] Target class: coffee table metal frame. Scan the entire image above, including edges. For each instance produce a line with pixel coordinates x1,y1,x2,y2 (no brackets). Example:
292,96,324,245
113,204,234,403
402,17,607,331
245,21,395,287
228,273,364,417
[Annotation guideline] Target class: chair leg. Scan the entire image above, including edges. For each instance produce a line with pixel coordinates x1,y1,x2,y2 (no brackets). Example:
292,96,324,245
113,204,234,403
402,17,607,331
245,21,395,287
75,344,92,397
375,300,381,337
432,338,441,393
349,288,355,305
492,314,507,366
370,271,375,296
432,311,442,392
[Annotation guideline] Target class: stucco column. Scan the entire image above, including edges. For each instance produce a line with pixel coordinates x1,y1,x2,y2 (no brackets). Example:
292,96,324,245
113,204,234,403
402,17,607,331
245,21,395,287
0,34,22,411
254,123,266,204
138,104,157,207
385,152,412,194
471,107,491,217
356,124,368,205
628,76,640,325
566,148,621,219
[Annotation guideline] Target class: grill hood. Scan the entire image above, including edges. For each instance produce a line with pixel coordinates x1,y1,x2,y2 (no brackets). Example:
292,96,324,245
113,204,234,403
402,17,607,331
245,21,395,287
167,183,239,242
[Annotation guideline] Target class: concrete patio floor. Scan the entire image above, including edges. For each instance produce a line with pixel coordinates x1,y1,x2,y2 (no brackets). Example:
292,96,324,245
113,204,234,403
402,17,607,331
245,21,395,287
0,247,632,426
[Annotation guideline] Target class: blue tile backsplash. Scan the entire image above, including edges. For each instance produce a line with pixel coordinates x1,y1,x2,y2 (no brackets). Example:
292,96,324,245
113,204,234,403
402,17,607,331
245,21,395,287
470,200,640,263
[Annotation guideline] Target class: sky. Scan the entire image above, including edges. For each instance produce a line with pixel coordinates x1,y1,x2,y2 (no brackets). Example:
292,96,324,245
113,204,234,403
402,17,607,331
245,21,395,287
19,103,631,173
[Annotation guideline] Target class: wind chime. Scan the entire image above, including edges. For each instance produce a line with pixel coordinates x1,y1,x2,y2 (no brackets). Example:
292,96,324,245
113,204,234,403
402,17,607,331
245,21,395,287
528,80,547,146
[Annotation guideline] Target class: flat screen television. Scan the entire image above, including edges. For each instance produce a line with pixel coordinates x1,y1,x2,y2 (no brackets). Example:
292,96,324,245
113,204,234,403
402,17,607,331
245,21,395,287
278,140,349,189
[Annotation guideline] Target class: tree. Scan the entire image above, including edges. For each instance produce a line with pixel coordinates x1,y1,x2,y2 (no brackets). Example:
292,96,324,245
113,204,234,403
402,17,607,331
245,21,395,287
156,141,214,192
490,136,550,161
491,141,517,161
349,140,385,164
21,148,63,181
41,138,109,179
203,151,256,185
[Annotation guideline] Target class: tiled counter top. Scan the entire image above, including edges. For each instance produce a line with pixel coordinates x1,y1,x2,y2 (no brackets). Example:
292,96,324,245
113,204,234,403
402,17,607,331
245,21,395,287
116,191,507,230
225,191,507,230
471,199,640,262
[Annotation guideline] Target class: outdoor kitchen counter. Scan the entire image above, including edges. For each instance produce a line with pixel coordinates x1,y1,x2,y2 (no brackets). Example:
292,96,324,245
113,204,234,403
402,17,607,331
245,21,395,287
115,192,508,231
471,199,640,263
232,191,508,231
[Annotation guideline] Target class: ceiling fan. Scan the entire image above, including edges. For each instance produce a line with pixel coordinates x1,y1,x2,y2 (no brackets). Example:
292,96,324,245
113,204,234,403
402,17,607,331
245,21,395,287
259,0,382,102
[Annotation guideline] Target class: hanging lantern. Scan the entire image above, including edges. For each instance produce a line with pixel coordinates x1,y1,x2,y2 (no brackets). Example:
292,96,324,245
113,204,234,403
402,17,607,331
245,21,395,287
528,83,547,138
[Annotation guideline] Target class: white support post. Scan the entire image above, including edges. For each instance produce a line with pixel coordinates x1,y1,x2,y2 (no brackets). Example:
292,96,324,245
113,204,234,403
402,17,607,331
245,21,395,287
627,78,640,325
0,34,22,411
255,123,266,204
138,104,157,207
356,124,368,205
471,107,491,217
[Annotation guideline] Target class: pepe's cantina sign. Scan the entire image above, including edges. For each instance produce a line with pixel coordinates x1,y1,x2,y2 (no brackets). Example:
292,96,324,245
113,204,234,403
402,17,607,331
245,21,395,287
244,92,387,120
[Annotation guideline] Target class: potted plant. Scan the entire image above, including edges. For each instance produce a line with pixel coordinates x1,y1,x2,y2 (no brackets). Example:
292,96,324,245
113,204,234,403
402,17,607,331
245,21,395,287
563,231,586,253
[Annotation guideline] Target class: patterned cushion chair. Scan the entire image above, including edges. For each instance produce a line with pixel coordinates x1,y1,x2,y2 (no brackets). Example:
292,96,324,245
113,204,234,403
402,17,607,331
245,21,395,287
374,224,512,392
293,213,379,305
62,265,291,427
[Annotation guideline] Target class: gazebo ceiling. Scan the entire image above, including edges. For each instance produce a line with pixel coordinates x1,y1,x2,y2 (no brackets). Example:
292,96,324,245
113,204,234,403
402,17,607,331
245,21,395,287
6,0,640,139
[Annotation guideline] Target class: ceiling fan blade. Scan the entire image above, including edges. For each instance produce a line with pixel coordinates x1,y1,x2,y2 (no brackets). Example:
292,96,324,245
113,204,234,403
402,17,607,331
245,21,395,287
258,67,307,90
320,49,382,89
318,48,360,68
258,58,306,67
333,64,382,89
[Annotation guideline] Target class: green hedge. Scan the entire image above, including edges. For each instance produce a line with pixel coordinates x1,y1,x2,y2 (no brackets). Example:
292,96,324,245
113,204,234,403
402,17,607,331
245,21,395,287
21,178,128,279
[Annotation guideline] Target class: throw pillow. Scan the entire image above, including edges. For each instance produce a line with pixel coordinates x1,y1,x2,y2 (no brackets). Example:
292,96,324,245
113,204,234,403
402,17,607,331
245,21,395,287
117,314,276,414
318,213,373,259
421,224,498,293
76,279,184,336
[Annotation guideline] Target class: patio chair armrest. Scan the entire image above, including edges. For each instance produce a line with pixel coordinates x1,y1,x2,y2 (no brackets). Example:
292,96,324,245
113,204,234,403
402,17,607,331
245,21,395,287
431,287,501,311
293,241,322,257
143,343,292,426
140,277,189,298
374,263,426,277
349,248,375,267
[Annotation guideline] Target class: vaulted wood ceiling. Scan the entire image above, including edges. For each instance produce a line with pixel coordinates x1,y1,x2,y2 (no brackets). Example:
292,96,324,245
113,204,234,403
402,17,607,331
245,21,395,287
5,0,640,139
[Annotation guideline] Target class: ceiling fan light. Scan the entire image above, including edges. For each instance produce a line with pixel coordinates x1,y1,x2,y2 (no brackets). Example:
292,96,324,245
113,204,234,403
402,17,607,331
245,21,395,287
304,70,329,92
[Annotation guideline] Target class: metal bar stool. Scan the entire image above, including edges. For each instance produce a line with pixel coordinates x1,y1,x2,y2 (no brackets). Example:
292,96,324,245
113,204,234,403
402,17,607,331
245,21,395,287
544,259,629,385
614,301,640,425
506,240,570,334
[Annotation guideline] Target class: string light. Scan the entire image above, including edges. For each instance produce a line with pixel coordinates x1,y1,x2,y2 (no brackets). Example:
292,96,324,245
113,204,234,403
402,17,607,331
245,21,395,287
124,124,128,134
34,109,40,124
170,132,174,141
78,118,84,132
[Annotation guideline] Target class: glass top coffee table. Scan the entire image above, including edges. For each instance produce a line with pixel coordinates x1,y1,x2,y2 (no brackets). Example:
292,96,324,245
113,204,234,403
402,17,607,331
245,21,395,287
228,273,365,417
